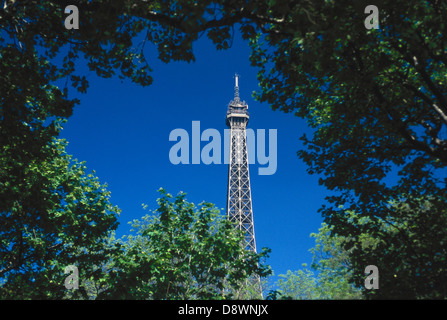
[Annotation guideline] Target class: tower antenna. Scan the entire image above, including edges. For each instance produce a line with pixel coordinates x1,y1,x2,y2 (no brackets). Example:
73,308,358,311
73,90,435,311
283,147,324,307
234,73,240,100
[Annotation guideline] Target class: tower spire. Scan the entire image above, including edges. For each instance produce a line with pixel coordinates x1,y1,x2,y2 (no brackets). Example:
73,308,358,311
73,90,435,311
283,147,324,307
234,73,240,101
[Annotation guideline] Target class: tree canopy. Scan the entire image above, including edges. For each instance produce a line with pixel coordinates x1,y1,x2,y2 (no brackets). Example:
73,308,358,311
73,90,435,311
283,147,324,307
247,0,447,298
0,138,120,299
1,0,446,299
94,189,271,299
275,223,362,300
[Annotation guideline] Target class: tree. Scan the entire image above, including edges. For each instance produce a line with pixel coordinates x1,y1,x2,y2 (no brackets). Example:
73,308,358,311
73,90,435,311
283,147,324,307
308,223,363,299
98,189,271,300
275,269,318,300
247,0,447,298
0,138,120,299
345,198,447,299
274,199,447,300
275,223,362,300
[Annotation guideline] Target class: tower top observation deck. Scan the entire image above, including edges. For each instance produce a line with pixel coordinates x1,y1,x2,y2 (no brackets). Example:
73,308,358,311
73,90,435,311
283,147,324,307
226,74,249,126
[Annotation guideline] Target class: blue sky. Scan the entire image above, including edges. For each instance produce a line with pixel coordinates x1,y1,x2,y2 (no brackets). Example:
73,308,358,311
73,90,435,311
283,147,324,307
59,31,328,284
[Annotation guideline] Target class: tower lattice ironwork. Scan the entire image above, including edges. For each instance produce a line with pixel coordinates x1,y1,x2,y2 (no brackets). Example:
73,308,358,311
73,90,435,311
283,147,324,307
226,74,257,253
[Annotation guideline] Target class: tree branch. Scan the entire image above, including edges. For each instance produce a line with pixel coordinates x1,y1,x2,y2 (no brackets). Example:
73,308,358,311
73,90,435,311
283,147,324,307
372,83,446,161
136,6,285,36
403,82,447,126
410,55,447,118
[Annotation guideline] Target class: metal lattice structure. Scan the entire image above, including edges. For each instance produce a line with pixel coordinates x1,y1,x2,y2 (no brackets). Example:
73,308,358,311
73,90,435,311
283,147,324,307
226,74,257,253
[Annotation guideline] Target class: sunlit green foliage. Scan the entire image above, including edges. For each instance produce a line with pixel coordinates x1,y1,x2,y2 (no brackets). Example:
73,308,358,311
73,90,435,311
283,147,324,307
0,139,120,299
97,189,271,299
275,223,362,300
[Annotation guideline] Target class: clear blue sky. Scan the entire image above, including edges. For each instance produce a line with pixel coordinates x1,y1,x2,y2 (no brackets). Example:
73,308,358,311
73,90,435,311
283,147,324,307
59,31,328,284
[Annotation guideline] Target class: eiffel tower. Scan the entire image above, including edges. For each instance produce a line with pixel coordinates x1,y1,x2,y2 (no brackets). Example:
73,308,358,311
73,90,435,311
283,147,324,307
225,75,261,298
